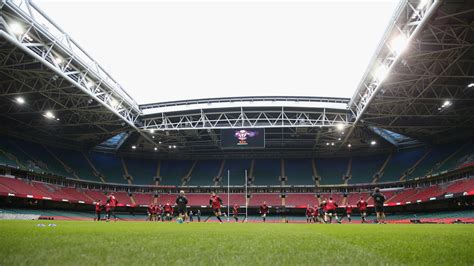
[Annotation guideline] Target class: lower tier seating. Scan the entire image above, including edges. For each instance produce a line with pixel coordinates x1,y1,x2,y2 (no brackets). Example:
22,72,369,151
1,176,473,207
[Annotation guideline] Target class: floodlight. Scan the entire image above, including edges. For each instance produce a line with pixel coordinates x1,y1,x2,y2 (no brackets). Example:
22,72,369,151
109,97,120,108
53,56,63,65
9,22,24,35
149,129,155,134
442,100,451,108
16,97,25,105
390,34,408,55
467,83,474,88
132,145,137,149
374,64,389,82
370,140,377,145
335,123,345,131
154,147,158,151
45,111,55,119
347,143,352,148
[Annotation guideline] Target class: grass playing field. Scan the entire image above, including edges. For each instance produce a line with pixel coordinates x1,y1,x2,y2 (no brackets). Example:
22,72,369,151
1,220,473,265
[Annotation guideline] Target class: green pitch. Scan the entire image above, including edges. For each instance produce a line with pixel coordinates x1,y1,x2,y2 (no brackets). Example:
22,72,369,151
1,220,473,265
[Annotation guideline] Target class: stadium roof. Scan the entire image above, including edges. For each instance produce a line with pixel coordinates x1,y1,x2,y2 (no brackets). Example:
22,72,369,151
0,0,473,157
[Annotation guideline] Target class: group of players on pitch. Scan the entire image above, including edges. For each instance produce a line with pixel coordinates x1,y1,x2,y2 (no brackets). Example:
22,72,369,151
146,191,271,223
306,188,387,224
94,193,119,222
94,188,386,223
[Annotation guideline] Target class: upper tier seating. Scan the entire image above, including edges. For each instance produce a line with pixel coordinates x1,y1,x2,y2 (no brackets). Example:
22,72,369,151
48,147,99,182
89,153,124,184
350,155,386,184
159,160,193,186
188,160,220,186
223,159,251,185
405,144,461,179
316,157,348,185
253,159,281,185
381,148,426,182
439,142,474,172
0,137,43,172
12,139,69,177
0,135,472,186
125,157,157,185
285,159,313,185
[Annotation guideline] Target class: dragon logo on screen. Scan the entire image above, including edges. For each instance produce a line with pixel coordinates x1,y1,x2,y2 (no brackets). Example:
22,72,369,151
234,129,258,146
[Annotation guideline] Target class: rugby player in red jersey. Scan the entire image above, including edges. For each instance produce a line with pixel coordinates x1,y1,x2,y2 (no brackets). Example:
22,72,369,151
259,201,269,223
305,204,313,223
147,203,155,221
317,202,325,223
107,193,118,221
325,197,338,223
94,200,102,221
163,201,173,221
312,204,320,223
155,204,163,222
209,192,223,223
232,204,239,222
105,202,111,222
357,197,368,223
345,205,353,223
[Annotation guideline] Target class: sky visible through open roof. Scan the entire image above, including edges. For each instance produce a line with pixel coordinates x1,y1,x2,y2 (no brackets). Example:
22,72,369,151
37,0,399,104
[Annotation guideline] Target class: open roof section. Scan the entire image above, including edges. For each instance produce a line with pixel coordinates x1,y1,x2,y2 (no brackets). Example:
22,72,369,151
36,0,399,104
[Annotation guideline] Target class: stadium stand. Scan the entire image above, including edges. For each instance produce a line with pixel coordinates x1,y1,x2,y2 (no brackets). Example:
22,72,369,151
113,192,133,205
285,158,314,185
188,160,220,186
0,138,42,173
88,153,125,184
0,135,473,187
124,157,157,185
11,139,69,177
285,193,318,206
350,155,386,184
223,159,251,185
316,157,348,185
252,159,281,185
159,160,193,186
346,192,371,206
47,147,99,182
61,187,91,202
1,174,473,209
249,193,281,206
133,193,154,205
83,190,108,202
380,148,426,182
405,144,461,179
437,142,474,172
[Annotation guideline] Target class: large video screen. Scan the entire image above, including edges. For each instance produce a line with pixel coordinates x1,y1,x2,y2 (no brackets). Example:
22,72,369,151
221,128,265,149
